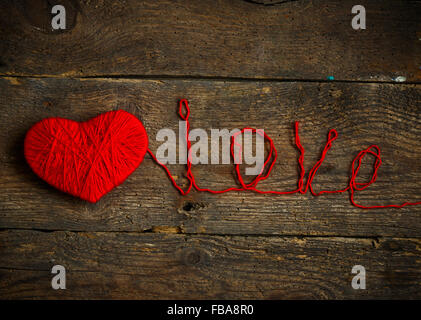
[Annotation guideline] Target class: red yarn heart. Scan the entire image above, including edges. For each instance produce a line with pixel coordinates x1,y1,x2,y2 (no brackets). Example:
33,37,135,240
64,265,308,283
24,110,148,202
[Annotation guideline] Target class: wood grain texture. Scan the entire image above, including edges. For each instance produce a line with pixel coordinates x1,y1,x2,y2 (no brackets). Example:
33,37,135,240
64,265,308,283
1,0,420,299
0,0,420,81
1,230,421,299
0,77,420,236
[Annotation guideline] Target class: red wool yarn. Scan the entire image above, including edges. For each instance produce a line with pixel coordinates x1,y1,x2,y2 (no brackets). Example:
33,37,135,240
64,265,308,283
150,100,421,210
24,99,421,209
24,110,148,202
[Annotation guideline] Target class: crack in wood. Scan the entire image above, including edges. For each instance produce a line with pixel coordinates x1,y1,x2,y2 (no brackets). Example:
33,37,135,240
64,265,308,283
1,74,420,85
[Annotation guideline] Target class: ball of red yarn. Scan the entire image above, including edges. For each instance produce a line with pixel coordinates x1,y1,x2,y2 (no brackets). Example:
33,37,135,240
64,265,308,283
24,110,148,203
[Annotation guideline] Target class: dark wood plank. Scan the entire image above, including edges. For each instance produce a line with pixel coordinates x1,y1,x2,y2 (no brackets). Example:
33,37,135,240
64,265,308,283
0,0,420,81
0,77,420,236
1,230,420,299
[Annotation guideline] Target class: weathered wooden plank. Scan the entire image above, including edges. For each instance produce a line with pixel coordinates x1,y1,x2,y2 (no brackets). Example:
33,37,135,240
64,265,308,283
0,0,420,81
0,77,420,236
0,230,420,299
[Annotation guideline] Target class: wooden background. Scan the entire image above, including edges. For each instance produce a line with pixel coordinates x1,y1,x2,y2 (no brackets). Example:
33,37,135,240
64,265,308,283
0,0,420,299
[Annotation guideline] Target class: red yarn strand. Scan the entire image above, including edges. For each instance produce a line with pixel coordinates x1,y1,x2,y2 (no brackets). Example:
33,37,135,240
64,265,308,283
148,99,421,209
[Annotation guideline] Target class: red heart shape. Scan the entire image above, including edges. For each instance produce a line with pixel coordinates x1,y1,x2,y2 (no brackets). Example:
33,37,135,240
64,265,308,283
24,110,148,202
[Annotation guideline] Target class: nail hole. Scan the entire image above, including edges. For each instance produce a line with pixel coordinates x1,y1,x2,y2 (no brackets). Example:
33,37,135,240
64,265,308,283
183,201,194,212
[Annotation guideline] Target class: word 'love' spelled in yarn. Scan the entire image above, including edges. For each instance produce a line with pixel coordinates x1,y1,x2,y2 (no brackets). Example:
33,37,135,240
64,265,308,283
150,100,421,210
